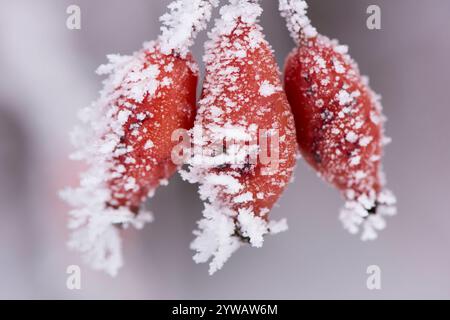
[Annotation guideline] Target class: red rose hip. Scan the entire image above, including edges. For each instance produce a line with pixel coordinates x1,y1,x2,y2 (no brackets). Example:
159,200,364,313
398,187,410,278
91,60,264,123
281,0,396,240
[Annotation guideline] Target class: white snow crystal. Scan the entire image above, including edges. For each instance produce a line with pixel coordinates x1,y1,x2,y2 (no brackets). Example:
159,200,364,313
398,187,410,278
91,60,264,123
144,139,154,150
237,209,268,248
234,192,254,204
334,44,349,54
349,155,361,166
346,131,359,143
340,190,397,241
331,128,341,135
337,90,353,106
359,136,373,147
334,60,345,74
190,202,289,275
259,80,281,97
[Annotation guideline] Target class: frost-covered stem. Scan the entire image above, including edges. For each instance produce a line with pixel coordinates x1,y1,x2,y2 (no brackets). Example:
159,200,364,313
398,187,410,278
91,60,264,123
279,0,317,44
158,0,218,57
223,0,263,24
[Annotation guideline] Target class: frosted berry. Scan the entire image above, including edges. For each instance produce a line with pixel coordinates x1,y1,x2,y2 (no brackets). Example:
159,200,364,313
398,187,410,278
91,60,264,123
182,0,297,274
61,0,217,276
106,45,197,212
281,0,396,240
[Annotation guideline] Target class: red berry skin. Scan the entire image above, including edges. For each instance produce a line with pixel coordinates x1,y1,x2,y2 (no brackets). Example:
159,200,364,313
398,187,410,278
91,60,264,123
196,20,297,220
284,35,383,202
108,48,197,212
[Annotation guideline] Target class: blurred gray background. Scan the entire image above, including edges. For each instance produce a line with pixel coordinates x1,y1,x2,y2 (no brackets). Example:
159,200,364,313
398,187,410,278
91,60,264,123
0,0,449,299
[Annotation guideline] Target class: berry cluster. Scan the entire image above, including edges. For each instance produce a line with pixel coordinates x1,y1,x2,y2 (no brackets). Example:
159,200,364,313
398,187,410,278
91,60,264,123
61,0,396,276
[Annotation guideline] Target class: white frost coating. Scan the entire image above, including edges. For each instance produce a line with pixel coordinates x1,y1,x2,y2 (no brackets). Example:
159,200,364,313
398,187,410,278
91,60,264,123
359,136,373,147
234,192,254,203
340,189,397,241
259,80,281,97
279,0,317,44
204,174,243,195
144,139,154,150
190,203,289,275
237,208,269,247
345,131,358,143
268,218,289,234
337,89,353,106
159,0,218,57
